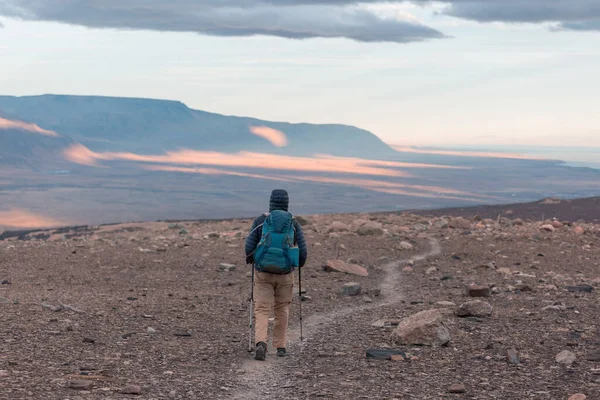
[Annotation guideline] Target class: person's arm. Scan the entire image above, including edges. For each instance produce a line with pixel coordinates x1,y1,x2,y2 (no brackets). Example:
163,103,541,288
294,220,308,268
245,216,265,265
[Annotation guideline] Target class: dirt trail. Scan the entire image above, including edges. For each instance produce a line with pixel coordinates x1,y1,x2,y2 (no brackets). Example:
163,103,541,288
232,237,441,399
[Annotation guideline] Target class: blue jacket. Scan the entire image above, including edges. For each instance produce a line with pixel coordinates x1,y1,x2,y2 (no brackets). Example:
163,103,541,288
245,213,308,268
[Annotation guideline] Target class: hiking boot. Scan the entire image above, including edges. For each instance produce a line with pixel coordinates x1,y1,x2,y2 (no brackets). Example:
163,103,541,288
276,348,287,357
255,342,267,361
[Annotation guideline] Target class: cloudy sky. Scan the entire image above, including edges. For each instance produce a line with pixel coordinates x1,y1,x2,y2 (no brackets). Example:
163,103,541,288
1,0,599,147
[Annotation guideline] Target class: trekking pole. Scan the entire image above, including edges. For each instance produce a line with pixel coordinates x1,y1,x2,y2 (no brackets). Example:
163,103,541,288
248,265,255,353
298,266,304,341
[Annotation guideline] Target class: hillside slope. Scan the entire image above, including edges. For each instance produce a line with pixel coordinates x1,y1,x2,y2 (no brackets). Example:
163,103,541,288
0,94,397,157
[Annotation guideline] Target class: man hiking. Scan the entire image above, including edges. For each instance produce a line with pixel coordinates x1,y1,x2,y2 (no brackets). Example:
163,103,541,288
245,189,307,361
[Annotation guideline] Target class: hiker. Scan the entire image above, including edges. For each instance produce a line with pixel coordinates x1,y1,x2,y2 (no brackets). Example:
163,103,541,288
245,189,307,361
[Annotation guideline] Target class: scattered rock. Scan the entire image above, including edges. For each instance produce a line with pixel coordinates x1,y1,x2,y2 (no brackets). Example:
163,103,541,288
507,348,520,364
566,284,593,293
449,217,471,230
413,223,428,231
68,380,94,390
457,300,493,318
147,327,157,334
324,260,368,277
341,282,362,296
0,370,9,378
540,224,556,232
573,226,585,235
219,263,236,272
586,350,600,362
497,267,512,275
436,301,457,307
449,383,466,393
512,218,524,226
556,350,577,366
551,220,563,229
357,222,384,236
399,241,413,250
327,222,350,233
390,309,451,347
425,267,437,275
433,219,449,229
568,395,587,400
467,285,491,298
365,349,406,360
121,384,143,395
294,216,310,226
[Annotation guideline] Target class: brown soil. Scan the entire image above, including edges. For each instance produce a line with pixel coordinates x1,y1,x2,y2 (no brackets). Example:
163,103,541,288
1,212,599,399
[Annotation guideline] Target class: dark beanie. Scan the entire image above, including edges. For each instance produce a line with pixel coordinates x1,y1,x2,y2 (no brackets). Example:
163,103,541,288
269,189,289,212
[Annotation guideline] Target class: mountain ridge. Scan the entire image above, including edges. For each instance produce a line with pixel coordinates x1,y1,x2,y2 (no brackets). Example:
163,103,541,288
0,94,396,157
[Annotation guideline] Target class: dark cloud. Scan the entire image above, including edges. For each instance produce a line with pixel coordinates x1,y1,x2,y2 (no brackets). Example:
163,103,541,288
0,0,444,43
439,0,600,24
557,20,600,31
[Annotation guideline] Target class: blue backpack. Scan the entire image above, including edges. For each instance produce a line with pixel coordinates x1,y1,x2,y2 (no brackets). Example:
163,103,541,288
254,210,300,274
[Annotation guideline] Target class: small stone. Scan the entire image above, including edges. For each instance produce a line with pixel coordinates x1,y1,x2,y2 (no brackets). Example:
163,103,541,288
402,266,413,272
121,384,143,395
357,222,384,236
219,263,236,272
449,383,466,393
147,327,157,334
324,260,368,277
390,309,451,347
399,241,413,250
341,282,361,296
434,219,449,229
467,285,491,298
448,217,471,230
1,280,11,285
556,350,577,366
567,284,593,293
457,300,493,318
0,370,9,378
568,394,587,400
573,226,585,235
425,267,437,275
497,267,512,275
540,224,555,232
507,348,520,364
69,380,94,390
327,222,350,233
436,301,457,307
551,220,563,229
586,350,600,362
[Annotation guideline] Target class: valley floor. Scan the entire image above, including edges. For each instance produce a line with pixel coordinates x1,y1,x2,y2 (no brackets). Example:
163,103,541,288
1,212,599,399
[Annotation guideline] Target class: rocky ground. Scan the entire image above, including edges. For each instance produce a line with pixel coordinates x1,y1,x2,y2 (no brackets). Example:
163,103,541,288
1,210,599,400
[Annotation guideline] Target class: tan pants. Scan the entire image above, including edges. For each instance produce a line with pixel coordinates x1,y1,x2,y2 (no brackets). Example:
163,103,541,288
254,271,294,349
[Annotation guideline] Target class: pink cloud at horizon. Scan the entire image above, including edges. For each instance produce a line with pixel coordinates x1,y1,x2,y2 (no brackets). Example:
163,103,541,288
250,126,288,147
0,117,59,137
141,165,488,202
0,209,68,230
63,144,423,177
391,145,545,160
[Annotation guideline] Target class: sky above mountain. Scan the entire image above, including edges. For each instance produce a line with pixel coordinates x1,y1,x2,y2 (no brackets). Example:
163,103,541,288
1,1,599,148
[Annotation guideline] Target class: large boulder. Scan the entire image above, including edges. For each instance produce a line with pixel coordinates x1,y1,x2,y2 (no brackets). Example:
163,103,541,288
390,309,451,347
357,221,384,236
